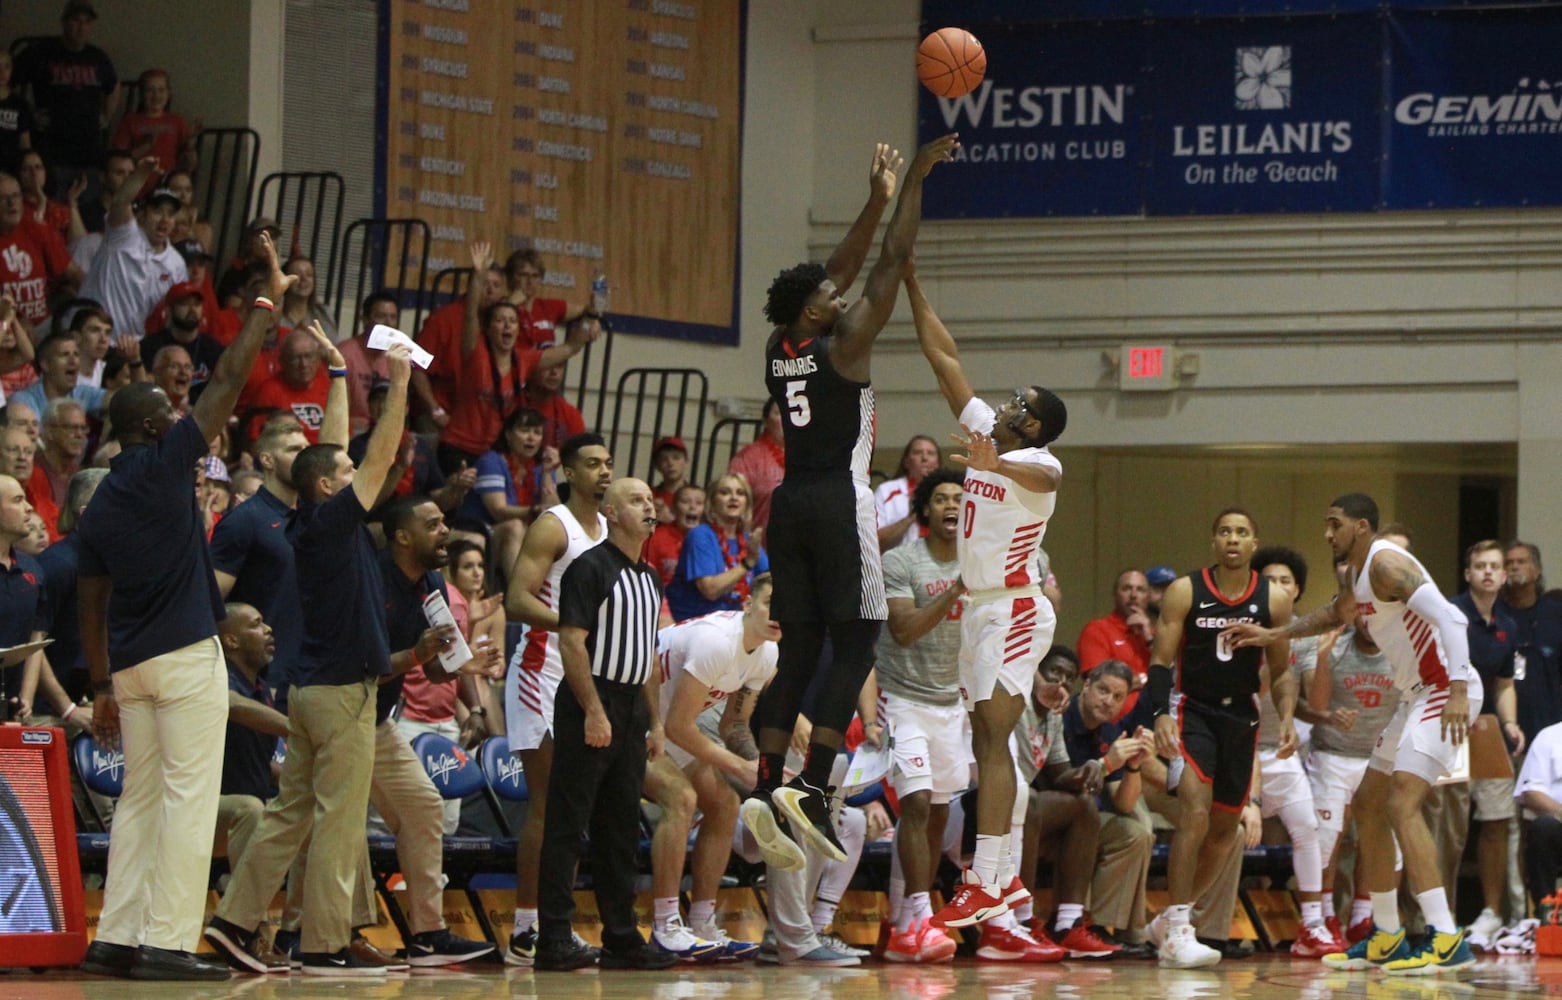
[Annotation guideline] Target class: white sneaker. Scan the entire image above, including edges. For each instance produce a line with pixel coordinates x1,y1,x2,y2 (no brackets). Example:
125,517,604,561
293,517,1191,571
1466,907,1503,951
651,916,723,963
1159,923,1222,969
816,932,870,959
1146,909,1169,949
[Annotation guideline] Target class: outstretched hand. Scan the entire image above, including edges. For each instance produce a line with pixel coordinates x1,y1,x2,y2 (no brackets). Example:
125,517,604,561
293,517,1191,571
949,430,999,472
308,319,345,369
258,233,298,302
469,240,493,271
869,142,904,201
911,133,960,177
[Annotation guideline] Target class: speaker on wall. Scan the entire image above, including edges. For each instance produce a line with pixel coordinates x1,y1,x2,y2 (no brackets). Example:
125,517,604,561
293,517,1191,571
0,727,86,969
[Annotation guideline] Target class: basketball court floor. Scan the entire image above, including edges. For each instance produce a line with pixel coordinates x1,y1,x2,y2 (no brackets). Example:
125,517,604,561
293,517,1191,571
5,956,1559,1000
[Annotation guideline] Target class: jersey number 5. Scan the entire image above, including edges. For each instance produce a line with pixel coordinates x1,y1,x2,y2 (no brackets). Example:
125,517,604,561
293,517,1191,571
784,380,811,426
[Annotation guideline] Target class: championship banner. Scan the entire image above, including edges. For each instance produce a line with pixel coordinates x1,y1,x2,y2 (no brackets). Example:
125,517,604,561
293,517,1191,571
378,0,743,344
1145,16,1381,215
1384,8,1562,210
918,20,1146,219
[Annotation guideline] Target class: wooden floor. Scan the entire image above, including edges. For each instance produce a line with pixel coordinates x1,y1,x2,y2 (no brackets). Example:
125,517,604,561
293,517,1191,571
3,955,1558,1000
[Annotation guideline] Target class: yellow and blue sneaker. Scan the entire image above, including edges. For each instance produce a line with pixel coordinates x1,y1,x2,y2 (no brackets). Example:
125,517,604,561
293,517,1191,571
1322,924,1410,971
1382,927,1476,976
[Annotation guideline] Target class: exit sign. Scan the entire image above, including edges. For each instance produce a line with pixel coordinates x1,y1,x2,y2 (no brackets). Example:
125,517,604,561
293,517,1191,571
1120,344,1175,391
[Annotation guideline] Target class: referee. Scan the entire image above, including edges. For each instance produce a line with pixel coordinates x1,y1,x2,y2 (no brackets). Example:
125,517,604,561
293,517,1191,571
534,478,675,972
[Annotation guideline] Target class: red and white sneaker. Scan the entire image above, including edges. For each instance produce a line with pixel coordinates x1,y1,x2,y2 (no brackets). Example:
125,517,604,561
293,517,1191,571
1324,915,1345,949
1002,876,1031,908
1345,916,1373,944
1055,920,1123,959
1291,923,1341,958
976,923,1066,963
884,917,958,964
931,870,1008,929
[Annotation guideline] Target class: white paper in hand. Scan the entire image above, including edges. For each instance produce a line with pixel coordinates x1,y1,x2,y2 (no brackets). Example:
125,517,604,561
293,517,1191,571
841,742,892,792
421,591,473,674
368,323,434,370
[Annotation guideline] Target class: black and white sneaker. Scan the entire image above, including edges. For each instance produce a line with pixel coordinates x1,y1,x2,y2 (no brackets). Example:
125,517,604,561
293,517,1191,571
407,928,495,967
203,916,267,974
300,948,388,977
771,778,846,863
505,926,537,967
740,792,807,871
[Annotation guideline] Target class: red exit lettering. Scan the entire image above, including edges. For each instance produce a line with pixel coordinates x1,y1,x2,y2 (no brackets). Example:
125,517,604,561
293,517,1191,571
1129,347,1164,379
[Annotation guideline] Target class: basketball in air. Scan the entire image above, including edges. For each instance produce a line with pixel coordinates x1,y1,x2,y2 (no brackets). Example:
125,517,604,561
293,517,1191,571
916,27,986,99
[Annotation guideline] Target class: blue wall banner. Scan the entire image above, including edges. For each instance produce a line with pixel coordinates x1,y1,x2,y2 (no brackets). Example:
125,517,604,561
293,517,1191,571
1146,16,1382,214
919,21,1146,219
917,2,1562,218
1385,9,1562,209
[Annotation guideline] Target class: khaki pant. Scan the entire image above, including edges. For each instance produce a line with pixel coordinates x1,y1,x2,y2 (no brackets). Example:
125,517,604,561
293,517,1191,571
1091,811,1153,932
217,679,377,953
215,794,264,869
393,717,462,835
97,637,229,953
368,719,447,934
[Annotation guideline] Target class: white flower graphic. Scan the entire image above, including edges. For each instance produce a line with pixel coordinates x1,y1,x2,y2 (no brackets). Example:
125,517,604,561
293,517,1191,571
1235,46,1291,110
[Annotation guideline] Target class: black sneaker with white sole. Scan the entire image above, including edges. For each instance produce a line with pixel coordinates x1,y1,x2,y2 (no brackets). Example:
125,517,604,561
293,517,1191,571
771,778,846,863
505,927,537,967
203,916,266,973
300,947,388,977
407,928,495,966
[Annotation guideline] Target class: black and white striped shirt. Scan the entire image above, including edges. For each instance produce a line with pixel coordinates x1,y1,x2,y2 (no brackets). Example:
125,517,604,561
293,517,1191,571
558,542,662,685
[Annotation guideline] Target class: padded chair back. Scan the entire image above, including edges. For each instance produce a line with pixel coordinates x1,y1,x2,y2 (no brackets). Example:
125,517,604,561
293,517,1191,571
71,734,125,798
411,732,485,800
477,735,529,802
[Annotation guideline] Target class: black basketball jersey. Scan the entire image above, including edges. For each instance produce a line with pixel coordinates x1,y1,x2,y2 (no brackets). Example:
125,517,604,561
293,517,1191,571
764,332,875,483
1177,568,1274,714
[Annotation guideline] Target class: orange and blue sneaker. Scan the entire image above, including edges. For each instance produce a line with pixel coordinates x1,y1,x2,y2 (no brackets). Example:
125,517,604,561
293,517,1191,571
1382,927,1477,976
1322,924,1410,971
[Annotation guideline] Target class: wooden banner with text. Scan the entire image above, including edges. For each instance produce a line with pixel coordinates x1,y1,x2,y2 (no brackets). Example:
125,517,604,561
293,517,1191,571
378,0,743,343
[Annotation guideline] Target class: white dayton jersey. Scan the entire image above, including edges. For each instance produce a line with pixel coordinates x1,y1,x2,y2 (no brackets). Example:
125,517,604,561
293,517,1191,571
505,503,607,750
954,397,1061,593
1351,539,1469,694
656,610,777,767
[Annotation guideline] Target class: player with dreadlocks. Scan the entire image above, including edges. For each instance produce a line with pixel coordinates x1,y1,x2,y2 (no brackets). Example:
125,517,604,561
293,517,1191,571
740,133,957,871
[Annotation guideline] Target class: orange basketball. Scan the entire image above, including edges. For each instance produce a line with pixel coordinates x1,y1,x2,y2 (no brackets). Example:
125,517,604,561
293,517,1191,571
917,27,986,99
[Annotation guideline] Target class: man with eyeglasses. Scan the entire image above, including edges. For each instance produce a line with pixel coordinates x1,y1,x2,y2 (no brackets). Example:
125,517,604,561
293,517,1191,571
902,269,1070,935
25,398,89,542
505,249,570,352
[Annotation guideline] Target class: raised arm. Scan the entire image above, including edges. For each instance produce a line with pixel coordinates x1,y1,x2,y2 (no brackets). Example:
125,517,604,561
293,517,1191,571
824,143,902,293
309,320,350,447
905,273,973,418
829,134,958,379
106,157,158,230
193,233,294,442
536,314,599,369
461,241,492,358
347,345,411,509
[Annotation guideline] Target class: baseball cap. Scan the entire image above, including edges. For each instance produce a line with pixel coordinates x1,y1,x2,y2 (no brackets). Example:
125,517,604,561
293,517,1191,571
175,238,212,265
247,216,281,236
653,436,687,455
63,2,97,20
201,455,230,484
165,281,203,306
141,187,182,211
1146,565,1178,587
